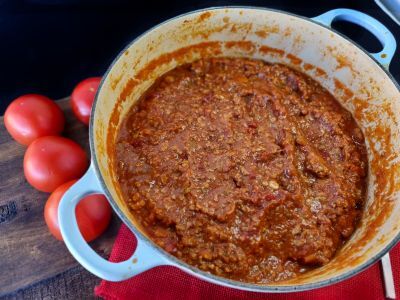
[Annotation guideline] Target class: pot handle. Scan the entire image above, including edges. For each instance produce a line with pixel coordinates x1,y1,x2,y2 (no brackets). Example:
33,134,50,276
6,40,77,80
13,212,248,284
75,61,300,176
58,165,169,281
312,8,397,68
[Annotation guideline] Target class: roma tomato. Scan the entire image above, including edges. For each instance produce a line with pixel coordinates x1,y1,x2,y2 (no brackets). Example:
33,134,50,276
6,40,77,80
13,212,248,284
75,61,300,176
24,136,88,192
44,180,112,241
4,94,65,145
71,77,102,125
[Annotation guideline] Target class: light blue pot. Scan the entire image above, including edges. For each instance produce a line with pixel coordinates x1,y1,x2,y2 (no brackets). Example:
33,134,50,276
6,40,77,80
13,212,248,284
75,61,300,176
59,6,400,293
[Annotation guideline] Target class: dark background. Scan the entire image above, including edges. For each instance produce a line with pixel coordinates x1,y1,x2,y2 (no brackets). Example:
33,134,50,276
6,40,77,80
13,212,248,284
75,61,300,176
0,0,399,114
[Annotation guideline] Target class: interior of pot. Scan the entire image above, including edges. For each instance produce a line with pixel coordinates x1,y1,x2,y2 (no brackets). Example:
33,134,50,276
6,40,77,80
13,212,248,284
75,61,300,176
92,7,400,286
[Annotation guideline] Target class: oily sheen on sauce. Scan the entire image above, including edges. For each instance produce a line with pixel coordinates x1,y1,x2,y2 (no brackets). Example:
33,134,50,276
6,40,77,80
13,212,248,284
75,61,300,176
114,57,367,283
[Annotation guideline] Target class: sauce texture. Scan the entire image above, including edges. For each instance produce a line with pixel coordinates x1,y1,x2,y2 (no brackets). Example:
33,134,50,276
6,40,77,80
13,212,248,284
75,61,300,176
114,57,368,283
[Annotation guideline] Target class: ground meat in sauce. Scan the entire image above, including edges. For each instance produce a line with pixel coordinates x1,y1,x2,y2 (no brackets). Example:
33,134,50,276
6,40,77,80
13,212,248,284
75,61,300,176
114,57,368,283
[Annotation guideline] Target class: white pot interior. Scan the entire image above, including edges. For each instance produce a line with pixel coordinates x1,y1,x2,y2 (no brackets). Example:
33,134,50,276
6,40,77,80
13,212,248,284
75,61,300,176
92,7,400,286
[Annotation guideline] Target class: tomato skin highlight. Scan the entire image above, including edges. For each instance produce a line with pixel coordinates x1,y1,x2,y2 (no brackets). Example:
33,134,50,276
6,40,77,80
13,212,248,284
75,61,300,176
24,136,88,192
4,94,65,145
44,180,112,241
71,77,102,125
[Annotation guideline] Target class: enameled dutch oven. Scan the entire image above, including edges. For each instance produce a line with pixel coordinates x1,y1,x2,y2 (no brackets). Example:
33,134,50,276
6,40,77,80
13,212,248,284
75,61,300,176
58,7,400,292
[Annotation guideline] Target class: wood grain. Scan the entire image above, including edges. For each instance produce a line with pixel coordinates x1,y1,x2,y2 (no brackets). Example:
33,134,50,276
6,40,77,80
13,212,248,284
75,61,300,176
0,98,120,297
2,266,101,300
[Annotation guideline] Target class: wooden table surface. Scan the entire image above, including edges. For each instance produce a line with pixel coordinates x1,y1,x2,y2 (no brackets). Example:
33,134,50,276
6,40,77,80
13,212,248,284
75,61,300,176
0,98,121,299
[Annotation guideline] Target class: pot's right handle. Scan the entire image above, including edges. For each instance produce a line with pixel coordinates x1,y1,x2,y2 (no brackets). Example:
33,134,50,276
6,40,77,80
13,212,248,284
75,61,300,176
312,8,397,68
58,165,169,282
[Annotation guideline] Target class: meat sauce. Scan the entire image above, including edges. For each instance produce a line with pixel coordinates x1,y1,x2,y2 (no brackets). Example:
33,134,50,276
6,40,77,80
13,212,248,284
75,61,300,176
114,57,368,283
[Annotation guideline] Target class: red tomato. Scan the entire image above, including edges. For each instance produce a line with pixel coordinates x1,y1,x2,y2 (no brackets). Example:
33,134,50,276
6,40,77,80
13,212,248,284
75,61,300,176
4,94,65,145
24,136,88,192
71,77,102,125
44,180,112,241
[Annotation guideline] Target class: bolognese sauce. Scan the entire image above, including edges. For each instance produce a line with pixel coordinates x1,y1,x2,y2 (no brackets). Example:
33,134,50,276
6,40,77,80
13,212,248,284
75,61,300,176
114,57,367,283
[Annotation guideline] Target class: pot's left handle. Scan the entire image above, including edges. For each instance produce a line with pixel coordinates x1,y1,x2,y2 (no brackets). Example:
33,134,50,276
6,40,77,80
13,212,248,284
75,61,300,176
312,8,397,68
58,165,169,282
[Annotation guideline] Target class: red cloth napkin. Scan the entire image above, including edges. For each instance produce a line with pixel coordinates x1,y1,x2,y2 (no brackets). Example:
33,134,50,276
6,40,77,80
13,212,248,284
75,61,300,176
95,224,400,300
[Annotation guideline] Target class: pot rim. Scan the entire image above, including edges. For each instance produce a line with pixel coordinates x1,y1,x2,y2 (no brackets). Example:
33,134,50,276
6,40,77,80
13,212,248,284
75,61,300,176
89,6,400,292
